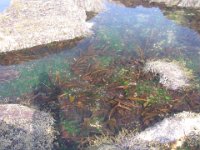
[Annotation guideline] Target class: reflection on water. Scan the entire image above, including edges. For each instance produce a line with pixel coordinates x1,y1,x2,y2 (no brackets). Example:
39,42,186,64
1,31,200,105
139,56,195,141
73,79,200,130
0,0,10,12
0,1,200,149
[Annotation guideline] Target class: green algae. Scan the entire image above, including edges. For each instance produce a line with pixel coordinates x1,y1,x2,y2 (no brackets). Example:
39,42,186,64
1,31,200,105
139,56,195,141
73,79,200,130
97,56,113,67
61,120,80,136
135,81,172,106
95,27,124,51
0,55,71,97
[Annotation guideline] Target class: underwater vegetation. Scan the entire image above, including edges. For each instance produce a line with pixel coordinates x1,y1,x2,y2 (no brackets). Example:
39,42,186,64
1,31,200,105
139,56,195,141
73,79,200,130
21,45,200,149
0,66,20,83
0,2,200,149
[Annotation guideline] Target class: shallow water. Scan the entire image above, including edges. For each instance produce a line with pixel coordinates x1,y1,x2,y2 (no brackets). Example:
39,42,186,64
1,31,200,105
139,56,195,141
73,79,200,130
0,1,200,98
0,0,10,12
0,0,200,149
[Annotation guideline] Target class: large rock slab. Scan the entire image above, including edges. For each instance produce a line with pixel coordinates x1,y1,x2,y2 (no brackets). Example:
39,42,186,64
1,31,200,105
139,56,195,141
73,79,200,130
0,0,103,53
0,104,55,150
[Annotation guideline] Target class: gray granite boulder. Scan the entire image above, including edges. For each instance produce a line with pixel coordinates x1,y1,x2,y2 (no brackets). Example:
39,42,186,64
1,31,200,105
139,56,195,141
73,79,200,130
0,0,103,53
0,104,55,150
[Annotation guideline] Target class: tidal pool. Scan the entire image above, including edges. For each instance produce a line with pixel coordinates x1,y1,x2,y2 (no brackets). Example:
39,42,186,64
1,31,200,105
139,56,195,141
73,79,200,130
0,1,200,149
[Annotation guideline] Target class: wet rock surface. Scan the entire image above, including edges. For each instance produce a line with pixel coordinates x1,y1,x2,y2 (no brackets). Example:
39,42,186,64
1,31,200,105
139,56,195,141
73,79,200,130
0,0,103,53
0,104,55,150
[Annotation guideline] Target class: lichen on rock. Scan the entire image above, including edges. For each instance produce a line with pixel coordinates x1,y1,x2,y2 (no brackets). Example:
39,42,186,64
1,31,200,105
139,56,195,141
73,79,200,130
121,111,200,149
88,111,200,150
143,60,193,90
0,0,103,53
0,104,55,150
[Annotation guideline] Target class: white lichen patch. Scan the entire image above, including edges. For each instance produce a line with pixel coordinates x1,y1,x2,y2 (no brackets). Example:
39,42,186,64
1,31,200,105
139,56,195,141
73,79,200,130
144,60,193,90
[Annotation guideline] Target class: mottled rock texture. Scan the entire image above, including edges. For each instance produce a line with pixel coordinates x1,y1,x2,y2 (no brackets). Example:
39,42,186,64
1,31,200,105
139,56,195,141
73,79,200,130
76,0,103,12
144,60,192,90
0,0,103,53
122,111,200,149
89,112,200,150
0,104,55,150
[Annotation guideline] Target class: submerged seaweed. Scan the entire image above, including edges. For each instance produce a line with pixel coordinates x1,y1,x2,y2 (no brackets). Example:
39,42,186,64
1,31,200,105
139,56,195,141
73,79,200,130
0,1,200,149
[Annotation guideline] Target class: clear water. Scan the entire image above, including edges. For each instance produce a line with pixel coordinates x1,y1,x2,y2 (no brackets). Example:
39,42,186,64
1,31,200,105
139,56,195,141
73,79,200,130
0,1,200,149
0,0,10,12
0,1,199,98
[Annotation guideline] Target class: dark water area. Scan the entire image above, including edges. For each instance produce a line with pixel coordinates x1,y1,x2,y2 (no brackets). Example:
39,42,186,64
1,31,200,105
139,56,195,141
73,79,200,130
0,1,200,149
0,0,10,12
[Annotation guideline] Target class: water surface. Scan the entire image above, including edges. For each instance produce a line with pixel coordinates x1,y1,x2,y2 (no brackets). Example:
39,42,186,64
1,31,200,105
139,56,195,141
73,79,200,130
1,1,199,98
